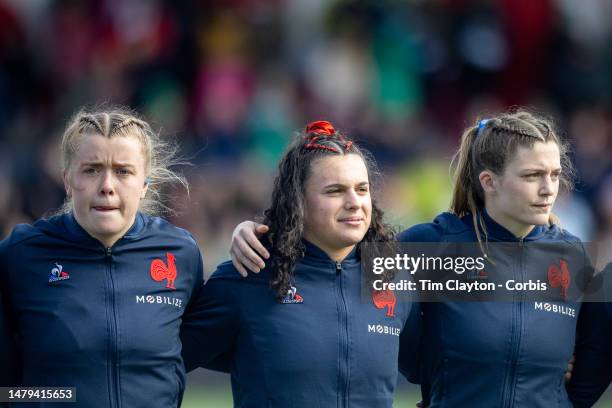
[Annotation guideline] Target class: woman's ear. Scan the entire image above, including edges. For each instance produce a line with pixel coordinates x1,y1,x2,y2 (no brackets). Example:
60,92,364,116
479,170,496,195
141,177,149,199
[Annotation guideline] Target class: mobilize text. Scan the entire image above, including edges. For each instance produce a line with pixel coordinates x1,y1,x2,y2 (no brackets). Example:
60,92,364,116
136,295,183,308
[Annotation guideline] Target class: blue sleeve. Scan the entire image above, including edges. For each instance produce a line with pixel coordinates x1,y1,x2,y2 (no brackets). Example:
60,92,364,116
183,242,205,311
180,263,241,373
0,238,21,386
397,222,445,243
396,222,438,388
396,221,442,387
567,299,612,407
398,302,422,384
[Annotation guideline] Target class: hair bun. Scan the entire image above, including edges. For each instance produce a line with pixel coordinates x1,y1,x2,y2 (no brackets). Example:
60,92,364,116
305,120,336,136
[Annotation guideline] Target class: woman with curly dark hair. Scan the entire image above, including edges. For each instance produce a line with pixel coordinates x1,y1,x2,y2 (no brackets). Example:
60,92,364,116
180,121,420,407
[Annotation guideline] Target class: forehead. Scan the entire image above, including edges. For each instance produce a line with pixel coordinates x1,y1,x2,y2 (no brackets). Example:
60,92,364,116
72,133,146,164
506,141,561,170
307,154,369,186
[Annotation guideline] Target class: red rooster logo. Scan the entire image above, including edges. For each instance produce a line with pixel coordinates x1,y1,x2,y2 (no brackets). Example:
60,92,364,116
372,289,396,317
547,259,571,300
150,252,178,290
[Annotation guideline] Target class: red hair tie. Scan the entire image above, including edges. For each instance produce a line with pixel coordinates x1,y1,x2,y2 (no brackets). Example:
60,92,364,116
305,120,336,136
304,120,353,153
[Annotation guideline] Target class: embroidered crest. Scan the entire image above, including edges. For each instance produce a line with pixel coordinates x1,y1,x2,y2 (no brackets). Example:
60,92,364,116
150,252,178,290
49,262,70,283
548,259,571,300
280,286,304,304
372,289,396,317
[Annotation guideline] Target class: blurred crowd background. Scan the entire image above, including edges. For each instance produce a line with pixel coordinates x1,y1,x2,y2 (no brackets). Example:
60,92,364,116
0,0,611,404
1,0,612,269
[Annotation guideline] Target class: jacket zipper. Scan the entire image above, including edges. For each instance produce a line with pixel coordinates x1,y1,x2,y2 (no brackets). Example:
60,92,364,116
335,261,350,408
503,238,525,407
105,247,120,408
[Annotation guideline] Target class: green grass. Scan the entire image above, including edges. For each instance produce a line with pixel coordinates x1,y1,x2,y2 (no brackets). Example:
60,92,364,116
182,387,420,407
182,370,612,407
182,387,612,408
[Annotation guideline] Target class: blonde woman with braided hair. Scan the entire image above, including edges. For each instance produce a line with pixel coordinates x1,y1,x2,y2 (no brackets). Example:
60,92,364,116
0,106,203,407
229,109,587,407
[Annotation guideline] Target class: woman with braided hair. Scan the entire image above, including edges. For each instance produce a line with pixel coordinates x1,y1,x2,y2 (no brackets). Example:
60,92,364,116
229,109,588,407
0,106,204,407
180,121,421,407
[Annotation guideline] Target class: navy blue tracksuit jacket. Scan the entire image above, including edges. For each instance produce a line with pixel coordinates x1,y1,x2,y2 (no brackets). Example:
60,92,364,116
567,263,612,407
181,241,421,408
398,211,584,408
0,212,203,407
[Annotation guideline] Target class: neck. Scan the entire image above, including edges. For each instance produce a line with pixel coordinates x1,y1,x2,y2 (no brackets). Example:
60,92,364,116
303,235,356,262
95,236,121,249
326,246,356,263
72,212,136,249
484,204,535,238
86,228,124,249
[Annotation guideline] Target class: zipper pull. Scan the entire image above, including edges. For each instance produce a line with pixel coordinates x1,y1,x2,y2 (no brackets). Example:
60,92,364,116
336,262,342,275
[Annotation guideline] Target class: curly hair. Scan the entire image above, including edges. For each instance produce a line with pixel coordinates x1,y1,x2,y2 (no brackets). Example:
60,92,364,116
261,121,396,298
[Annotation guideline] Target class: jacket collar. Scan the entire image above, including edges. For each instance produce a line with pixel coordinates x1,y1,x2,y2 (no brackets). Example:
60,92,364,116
480,209,549,242
302,239,359,267
62,211,146,246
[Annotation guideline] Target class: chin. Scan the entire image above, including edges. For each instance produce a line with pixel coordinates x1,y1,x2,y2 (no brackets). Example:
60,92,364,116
337,232,366,246
91,222,123,236
526,215,550,226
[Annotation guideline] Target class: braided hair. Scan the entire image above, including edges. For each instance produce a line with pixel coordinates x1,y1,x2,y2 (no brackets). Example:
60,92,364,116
58,105,187,216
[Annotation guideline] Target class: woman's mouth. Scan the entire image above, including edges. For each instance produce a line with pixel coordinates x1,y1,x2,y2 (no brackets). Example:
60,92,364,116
93,206,119,212
339,217,363,226
532,203,551,211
